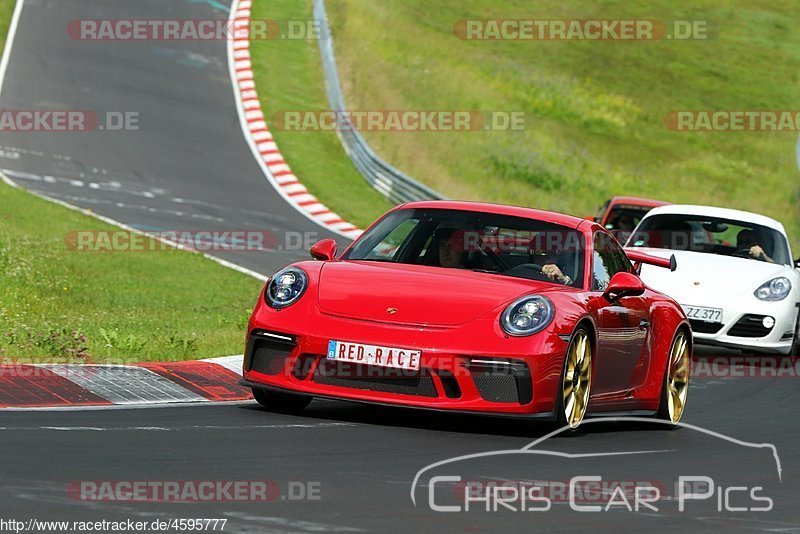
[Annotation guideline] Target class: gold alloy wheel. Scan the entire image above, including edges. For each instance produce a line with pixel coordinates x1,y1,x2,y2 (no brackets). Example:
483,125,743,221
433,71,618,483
666,332,690,424
562,330,592,429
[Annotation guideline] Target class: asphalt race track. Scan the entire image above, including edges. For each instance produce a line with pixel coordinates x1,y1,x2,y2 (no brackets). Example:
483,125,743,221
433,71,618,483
1,1,799,533
0,0,341,276
0,370,799,532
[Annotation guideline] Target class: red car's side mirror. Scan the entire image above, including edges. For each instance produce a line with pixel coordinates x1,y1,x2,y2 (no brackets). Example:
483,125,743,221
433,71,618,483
310,239,338,261
604,272,645,301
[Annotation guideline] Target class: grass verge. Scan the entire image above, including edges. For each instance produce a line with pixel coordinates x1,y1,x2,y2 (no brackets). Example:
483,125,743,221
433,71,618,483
0,0,261,363
293,0,797,251
0,181,262,363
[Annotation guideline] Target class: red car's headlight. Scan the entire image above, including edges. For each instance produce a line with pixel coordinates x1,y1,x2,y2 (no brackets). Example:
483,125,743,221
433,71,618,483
500,295,554,336
265,267,308,309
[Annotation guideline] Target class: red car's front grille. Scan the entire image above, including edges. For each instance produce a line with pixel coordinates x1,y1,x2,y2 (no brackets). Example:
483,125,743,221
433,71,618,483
313,360,439,398
466,359,532,404
247,334,295,376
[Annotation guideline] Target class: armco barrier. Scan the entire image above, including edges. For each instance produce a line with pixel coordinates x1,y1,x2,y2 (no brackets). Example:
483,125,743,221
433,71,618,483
313,0,446,204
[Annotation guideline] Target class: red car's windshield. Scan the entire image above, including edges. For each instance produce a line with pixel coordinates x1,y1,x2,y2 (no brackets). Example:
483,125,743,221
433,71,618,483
343,208,586,287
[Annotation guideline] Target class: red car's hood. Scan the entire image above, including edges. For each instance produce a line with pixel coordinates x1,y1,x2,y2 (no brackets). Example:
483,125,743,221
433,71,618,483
317,261,546,326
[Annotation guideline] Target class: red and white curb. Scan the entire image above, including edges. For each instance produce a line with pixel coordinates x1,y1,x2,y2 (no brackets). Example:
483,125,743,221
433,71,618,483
228,0,363,241
0,356,252,408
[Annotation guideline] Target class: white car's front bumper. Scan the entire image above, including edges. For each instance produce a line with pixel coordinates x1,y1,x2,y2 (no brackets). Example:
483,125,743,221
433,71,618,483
685,300,798,355
635,248,800,355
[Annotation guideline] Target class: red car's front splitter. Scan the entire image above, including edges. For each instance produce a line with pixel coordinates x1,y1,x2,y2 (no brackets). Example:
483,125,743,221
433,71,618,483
241,330,568,419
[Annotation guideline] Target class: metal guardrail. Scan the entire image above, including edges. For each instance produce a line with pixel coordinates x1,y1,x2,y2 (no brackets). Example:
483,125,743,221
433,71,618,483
313,0,445,204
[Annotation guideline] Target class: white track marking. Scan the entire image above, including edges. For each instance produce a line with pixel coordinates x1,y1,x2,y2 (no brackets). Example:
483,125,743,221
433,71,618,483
0,358,248,411
0,400,254,412
0,422,356,431
28,189,227,222
45,365,207,404
0,0,25,100
201,354,244,374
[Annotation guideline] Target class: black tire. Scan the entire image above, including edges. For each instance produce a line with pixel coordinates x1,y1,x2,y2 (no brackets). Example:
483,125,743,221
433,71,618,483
252,388,312,413
555,327,593,431
656,330,690,426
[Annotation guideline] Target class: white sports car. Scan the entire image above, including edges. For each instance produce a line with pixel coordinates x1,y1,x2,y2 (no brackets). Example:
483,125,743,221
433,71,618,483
625,205,800,355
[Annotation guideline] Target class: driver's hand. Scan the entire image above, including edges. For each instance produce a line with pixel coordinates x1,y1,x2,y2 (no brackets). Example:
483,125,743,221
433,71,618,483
542,264,566,283
749,245,765,259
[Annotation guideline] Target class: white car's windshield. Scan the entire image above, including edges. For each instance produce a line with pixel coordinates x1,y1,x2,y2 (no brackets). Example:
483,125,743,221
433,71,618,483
627,213,791,265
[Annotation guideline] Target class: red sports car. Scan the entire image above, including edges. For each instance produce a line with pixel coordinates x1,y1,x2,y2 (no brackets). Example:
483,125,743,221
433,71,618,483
594,196,670,243
241,201,691,429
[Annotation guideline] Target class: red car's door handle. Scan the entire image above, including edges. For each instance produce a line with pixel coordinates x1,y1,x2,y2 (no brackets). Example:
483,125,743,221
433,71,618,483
639,319,651,330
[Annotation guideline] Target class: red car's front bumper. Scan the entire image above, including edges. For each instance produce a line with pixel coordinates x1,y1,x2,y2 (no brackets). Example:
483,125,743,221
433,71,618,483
241,306,570,418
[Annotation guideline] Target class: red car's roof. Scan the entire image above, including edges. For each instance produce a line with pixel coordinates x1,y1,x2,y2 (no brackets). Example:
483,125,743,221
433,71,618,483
609,196,669,208
399,200,587,229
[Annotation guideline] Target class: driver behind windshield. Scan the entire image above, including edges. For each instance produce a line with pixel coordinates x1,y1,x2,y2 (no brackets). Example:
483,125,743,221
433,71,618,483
435,228,465,268
530,237,574,286
610,213,635,233
432,228,573,285
736,229,775,263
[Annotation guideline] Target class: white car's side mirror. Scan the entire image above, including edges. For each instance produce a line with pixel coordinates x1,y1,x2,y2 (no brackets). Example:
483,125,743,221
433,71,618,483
795,258,800,269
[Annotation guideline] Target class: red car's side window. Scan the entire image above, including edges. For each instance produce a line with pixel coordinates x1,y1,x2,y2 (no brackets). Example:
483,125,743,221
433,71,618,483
592,232,633,291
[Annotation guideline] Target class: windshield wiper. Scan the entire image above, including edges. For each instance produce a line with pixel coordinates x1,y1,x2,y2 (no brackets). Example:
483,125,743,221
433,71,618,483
472,268,502,275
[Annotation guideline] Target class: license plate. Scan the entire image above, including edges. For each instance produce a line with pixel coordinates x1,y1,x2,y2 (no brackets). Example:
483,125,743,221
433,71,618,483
682,305,722,323
327,340,421,371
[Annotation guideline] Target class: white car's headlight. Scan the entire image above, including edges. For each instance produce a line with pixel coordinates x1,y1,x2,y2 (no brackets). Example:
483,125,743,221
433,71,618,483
754,277,792,301
500,296,554,336
265,267,308,308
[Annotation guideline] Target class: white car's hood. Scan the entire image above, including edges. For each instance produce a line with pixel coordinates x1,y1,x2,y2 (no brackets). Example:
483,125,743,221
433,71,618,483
634,248,794,303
